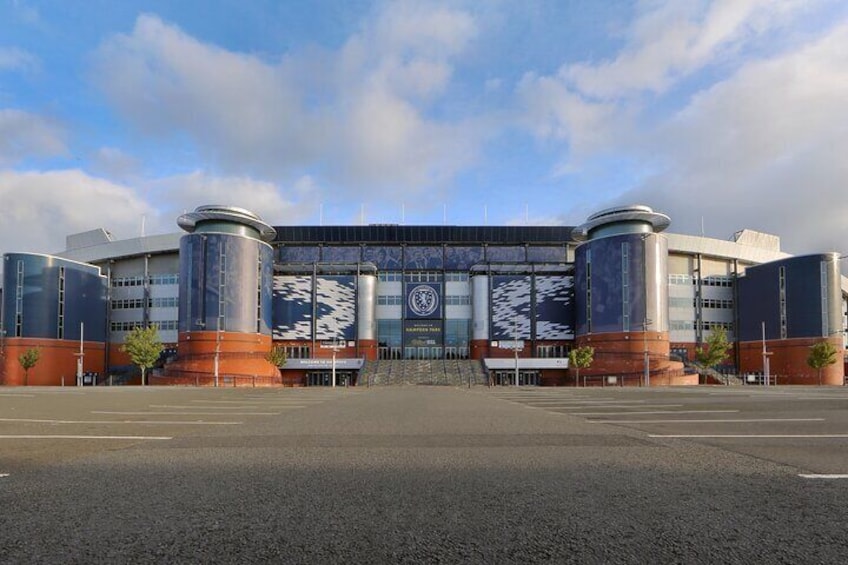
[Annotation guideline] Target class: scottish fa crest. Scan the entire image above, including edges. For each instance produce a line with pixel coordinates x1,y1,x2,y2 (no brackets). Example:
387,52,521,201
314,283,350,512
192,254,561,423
408,285,439,317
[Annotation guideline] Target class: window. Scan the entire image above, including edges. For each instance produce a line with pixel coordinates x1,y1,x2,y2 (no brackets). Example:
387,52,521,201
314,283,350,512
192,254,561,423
668,274,692,285
378,272,403,282
444,272,469,282
537,345,569,358
445,295,471,306
377,295,403,306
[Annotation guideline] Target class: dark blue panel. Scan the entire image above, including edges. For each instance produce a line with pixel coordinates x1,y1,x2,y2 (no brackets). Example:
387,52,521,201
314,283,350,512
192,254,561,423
535,275,574,340
487,246,526,263
491,275,531,340
64,268,107,342
737,255,832,341
444,246,484,270
278,246,320,263
2,254,106,341
362,246,403,270
179,234,267,335
527,246,567,263
272,275,313,340
575,235,647,335
406,283,442,320
315,275,356,340
404,246,444,270
322,246,361,263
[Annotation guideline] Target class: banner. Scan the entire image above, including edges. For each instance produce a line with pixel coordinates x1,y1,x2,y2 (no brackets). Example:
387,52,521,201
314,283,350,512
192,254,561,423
405,283,442,319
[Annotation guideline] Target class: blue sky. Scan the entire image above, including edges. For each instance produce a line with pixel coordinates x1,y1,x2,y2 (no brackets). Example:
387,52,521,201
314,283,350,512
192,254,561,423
1,0,847,257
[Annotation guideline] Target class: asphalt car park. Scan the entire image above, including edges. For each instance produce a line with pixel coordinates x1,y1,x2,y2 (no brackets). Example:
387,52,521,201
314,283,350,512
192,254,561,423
2,385,848,563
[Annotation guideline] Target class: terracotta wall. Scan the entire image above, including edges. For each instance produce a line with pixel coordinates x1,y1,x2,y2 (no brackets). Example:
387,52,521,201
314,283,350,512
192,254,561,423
1,337,105,386
738,337,845,385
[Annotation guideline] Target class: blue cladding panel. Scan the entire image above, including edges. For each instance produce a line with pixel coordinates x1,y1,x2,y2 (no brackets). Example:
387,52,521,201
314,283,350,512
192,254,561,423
278,246,320,263
491,275,531,339
527,246,567,263
362,246,403,270
738,255,834,341
273,275,313,340
2,254,106,341
404,247,444,270
487,246,526,263
322,246,361,263
535,275,574,340
179,234,269,335
575,235,647,335
444,246,484,270
316,276,357,340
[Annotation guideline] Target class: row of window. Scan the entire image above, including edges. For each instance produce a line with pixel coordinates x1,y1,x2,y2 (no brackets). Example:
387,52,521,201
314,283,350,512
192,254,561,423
670,320,734,332
668,274,735,287
111,297,180,310
669,297,734,309
112,274,179,287
377,294,471,306
110,320,179,332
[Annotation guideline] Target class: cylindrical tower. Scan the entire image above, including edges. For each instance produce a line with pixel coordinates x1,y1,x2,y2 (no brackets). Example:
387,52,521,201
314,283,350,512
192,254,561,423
470,274,490,359
357,273,377,360
572,205,687,385
163,205,279,385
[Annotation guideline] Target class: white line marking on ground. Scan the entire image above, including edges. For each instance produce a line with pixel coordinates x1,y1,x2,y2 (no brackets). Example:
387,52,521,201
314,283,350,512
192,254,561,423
0,435,172,440
149,404,305,410
0,394,36,397
571,410,740,416
650,434,848,438
0,418,241,425
553,404,684,410
798,474,848,479
589,418,825,424
92,411,278,416
0,473,9,478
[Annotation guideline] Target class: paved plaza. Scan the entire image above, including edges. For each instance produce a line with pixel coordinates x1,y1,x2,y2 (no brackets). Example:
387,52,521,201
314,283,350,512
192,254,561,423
2,385,848,563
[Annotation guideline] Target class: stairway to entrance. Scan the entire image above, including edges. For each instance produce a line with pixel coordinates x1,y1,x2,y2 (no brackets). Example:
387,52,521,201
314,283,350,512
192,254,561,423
361,359,487,387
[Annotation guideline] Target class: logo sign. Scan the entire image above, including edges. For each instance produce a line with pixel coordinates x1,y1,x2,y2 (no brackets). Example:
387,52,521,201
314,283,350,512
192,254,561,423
406,284,441,319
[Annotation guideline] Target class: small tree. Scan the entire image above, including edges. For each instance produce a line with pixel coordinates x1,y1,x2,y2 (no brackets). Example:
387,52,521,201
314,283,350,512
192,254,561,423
569,346,594,387
695,326,732,384
121,326,163,386
18,348,40,386
807,341,838,386
266,345,288,368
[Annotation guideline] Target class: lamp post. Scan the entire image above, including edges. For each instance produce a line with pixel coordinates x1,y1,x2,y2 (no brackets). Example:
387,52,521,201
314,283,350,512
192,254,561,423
213,316,222,388
514,317,520,387
761,321,772,386
643,318,652,387
330,335,343,388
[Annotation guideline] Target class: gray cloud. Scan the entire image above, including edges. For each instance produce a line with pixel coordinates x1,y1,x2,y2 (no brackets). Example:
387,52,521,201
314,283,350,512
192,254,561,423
0,109,66,166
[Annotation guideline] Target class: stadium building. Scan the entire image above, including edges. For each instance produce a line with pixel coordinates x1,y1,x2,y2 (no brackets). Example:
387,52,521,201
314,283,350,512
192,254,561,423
1,204,845,386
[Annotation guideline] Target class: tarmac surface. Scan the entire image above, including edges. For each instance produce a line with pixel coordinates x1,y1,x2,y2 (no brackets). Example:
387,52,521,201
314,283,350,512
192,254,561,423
2,384,848,564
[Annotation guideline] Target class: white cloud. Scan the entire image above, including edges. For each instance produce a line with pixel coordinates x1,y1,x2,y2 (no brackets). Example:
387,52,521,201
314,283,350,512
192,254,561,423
0,109,66,165
0,170,154,257
146,171,318,229
622,20,848,254
516,0,848,253
91,5,483,202
0,47,38,72
565,0,811,99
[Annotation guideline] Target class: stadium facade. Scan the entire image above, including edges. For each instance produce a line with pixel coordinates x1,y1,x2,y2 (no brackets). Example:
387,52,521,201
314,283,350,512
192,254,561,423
1,204,845,386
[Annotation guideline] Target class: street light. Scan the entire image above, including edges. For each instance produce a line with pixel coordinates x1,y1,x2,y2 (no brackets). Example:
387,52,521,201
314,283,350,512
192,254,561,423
643,318,653,387
330,335,343,388
213,316,222,388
